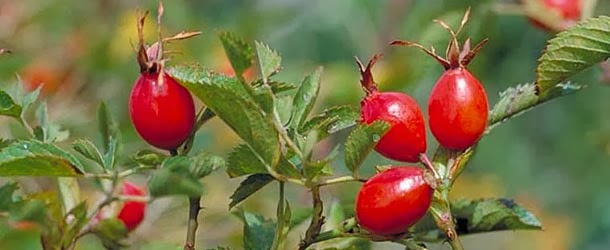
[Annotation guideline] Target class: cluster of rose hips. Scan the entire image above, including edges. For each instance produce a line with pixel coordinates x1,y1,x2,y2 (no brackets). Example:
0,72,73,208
354,12,489,236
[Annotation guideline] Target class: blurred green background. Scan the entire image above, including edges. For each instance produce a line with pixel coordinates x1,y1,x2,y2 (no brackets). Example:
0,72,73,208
0,0,609,249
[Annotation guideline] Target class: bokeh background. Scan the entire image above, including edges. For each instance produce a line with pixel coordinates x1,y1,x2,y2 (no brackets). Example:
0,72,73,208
0,0,610,249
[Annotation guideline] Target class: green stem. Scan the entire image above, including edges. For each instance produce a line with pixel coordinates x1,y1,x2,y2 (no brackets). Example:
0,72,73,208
272,117,304,160
317,175,366,187
271,182,287,250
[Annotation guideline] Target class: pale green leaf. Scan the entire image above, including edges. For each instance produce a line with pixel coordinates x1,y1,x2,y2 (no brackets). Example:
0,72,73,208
536,15,610,98
219,31,254,78
255,41,282,82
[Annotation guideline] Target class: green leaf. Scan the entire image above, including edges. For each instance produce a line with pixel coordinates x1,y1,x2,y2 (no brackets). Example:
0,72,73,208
130,149,168,166
219,31,255,78
227,144,268,178
255,41,282,83
0,140,84,176
227,144,300,178
276,95,293,126
229,174,274,209
22,87,41,112
252,80,297,94
303,159,333,180
191,151,226,178
148,157,204,197
0,90,22,119
299,105,359,141
488,82,583,133
102,137,118,170
91,218,129,249
62,202,89,247
97,102,117,153
72,139,104,167
171,66,281,172
0,182,19,211
536,16,610,98
343,121,390,173
413,198,542,241
237,211,276,250
290,67,323,129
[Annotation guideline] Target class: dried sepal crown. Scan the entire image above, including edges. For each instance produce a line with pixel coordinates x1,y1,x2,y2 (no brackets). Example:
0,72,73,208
135,2,201,74
355,53,383,95
391,8,489,70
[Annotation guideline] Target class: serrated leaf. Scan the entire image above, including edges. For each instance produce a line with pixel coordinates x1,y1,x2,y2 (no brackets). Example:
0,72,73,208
191,151,226,178
290,67,323,129
227,144,299,178
0,140,84,176
229,174,274,209
299,105,359,141
237,211,276,250
536,16,610,98
412,198,542,241
148,157,204,197
22,87,41,111
0,182,19,211
97,102,117,153
0,90,22,118
488,82,583,132
72,139,104,167
303,159,333,180
343,121,390,173
255,41,282,83
219,31,255,78
91,218,129,249
253,80,297,93
227,144,268,178
130,149,167,166
171,66,281,173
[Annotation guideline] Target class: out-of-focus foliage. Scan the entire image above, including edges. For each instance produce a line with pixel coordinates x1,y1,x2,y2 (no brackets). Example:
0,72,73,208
0,0,609,249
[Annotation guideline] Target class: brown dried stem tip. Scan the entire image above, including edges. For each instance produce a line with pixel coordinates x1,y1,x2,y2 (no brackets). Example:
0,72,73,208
355,53,383,95
135,2,201,74
391,8,488,70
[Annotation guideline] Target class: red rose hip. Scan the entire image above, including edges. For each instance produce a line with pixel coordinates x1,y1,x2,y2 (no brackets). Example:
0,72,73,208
117,181,147,232
128,13,197,151
392,9,489,151
129,72,195,150
356,55,426,162
526,0,581,31
355,167,433,236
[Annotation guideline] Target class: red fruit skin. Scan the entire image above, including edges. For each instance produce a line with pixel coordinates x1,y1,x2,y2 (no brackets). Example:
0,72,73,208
361,92,426,162
117,181,146,232
529,0,581,31
428,68,488,150
129,72,195,150
355,167,433,236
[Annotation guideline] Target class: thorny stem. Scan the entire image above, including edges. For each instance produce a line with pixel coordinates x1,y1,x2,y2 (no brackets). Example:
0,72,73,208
184,197,201,250
299,186,324,250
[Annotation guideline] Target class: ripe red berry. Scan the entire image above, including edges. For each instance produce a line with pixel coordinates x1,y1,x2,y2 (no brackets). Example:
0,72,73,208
355,167,433,236
392,9,489,151
129,72,195,150
527,0,581,31
428,68,488,150
95,181,147,232
117,181,147,232
356,55,426,162
128,13,197,151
